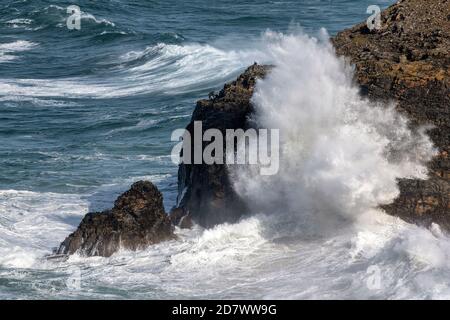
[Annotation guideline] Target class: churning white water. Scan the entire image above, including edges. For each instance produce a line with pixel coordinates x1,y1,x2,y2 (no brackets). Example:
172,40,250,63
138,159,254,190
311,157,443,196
233,30,437,233
1,31,449,299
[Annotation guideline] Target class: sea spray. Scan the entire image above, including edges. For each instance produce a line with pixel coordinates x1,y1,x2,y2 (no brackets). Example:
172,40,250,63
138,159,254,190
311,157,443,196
232,30,437,233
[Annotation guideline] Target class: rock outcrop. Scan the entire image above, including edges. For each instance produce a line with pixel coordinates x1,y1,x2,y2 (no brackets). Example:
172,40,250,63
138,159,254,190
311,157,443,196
332,0,449,228
173,64,270,228
58,181,174,257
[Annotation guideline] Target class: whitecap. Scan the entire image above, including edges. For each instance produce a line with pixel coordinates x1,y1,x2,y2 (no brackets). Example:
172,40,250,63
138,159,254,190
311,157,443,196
0,41,268,98
0,40,37,63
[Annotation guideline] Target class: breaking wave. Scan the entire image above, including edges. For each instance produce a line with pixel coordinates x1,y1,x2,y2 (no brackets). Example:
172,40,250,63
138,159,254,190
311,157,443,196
233,30,436,234
0,42,268,99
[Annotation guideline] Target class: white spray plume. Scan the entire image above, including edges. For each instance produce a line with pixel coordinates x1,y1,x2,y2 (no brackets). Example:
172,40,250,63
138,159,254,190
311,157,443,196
232,30,437,233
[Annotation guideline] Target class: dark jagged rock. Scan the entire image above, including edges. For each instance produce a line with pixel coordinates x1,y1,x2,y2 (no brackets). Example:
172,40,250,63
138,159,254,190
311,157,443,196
58,181,175,257
332,0,449,227
175,64,271,228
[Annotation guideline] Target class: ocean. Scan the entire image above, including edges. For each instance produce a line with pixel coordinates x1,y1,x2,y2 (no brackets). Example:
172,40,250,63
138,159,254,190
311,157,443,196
2,0,450,300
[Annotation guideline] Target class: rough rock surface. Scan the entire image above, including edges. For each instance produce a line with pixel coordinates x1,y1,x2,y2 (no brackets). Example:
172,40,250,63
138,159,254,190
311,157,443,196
332,0,449,228
174,64,270,228
58,181,174,257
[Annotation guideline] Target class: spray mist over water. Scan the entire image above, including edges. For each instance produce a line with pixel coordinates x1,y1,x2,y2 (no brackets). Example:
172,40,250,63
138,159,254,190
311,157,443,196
233,30,437,235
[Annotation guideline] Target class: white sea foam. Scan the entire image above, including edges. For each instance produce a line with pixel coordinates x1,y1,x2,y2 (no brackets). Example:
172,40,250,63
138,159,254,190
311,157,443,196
81,12,116,27
0,95,79,107
0,40,37,63
5,18,41,31
0,190,88,268
6,19,33,25
2,192,450,299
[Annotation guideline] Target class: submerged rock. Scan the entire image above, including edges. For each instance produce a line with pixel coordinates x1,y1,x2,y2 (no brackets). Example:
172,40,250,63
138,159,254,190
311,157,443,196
57,181,174,257
332,0,449,228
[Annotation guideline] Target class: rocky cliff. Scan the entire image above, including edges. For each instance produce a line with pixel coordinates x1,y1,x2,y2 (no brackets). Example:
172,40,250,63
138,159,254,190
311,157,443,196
332,0,449,228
